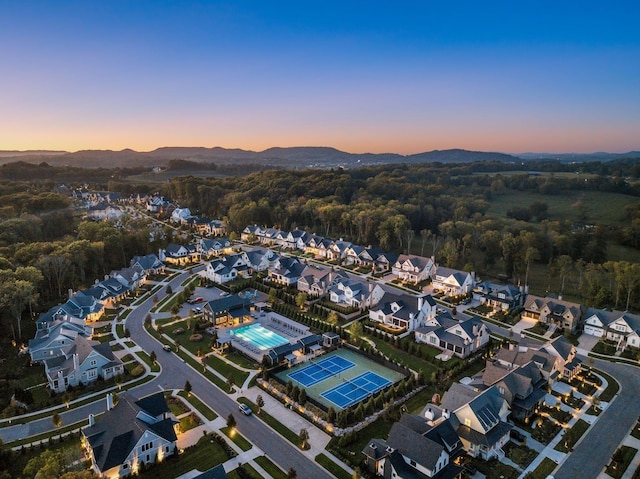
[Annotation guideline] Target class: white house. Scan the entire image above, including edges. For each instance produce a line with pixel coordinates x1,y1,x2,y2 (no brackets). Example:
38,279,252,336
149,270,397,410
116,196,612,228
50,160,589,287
205,254,247,283
431,267,475,296
329,279,385,309
171,207,192,224
392,254,436,283
45,336,124,393
241,248,277,272
583,308,640,350
369,292,437,332
415,313,490,358
83,392,178,479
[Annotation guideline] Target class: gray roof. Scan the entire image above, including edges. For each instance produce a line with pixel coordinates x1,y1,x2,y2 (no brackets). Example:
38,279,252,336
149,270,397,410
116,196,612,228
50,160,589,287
388,422,444,470
545,336,574,361
83,393,177,473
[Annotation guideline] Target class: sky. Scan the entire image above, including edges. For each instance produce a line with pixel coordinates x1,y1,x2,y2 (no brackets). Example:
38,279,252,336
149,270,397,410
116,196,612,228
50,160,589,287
1,1,639,154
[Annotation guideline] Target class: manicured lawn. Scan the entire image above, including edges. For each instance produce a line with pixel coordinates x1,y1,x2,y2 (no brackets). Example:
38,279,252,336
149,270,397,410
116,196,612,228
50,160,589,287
137,350,161,372
179,391,218,421
606,445,638,479
224,350,258,369
221,426,253,451
316,453,352,479
598,369,620,402
167,396,190,416
237,397,299,446
367,336,438,378
504,442,538,468
227,463,263,479
136,434,228,479
204,353,250,389
527,457,558,479
554,419,590,452
254,455,288,479
179,412,202,432
471,458,519,479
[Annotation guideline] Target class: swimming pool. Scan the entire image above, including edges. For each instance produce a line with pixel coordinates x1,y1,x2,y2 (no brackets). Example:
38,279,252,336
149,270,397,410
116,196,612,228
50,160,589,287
228,323,289,350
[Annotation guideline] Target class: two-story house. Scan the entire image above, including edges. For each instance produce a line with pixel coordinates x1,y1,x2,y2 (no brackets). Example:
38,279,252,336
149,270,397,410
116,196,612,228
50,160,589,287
392,254,436,283
329,279,385,309
45,335,124,393
205,254,247,284
297,267,349,297
415,313,490,358
82,392,178,478
583,308,640,350
370,292,437,332
522,295,584,333
473,281,523,311
431,267,475,297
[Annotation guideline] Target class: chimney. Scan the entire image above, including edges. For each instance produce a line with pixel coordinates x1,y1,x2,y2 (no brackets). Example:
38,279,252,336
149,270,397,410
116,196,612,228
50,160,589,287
442,408,450,419
68,288,74,299
425,407,435,421
88,414,95,427
73,353,79,370
106,393,113,411
509,342,515,351
418,296,424,311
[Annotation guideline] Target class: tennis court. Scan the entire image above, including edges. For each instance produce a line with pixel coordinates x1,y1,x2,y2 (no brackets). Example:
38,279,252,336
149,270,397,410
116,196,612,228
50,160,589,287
321,371,391,409
288,355,355,387
276,348,405,410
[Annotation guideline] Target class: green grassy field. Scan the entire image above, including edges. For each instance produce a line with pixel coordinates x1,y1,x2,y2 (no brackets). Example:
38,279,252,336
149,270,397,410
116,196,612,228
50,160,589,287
486,189,637,226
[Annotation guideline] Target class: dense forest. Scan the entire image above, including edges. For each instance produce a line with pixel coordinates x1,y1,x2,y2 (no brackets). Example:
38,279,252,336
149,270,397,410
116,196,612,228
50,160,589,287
3,158,640,348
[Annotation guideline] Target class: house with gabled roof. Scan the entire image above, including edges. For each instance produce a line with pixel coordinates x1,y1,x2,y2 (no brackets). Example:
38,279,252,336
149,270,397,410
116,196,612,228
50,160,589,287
431,267,475,297
284,229,309,250
130,254,164,275
362,413,464,479
267,256,308,286
160,243,198,265
82,392,178,479
327,240,351,261
522,294,584,333
45,335,124,393
206,254,247,284
203,295,254,327
198,237,233,259
492,344,560,383
86,203,124,222
204,219,226,237
304,235,327,256
481,361,547,420
297,267,349,296
29,317,91,363
441,384,512,460
392,254,436,283
62,290,106,322
171,207,192,224
370,292,437,332
541,336,581,379
415,313,489,358
241,248,278,272
583,308,640,351
110,265,146,291
241,224,262,242
329,279,385,309
473,281,523,312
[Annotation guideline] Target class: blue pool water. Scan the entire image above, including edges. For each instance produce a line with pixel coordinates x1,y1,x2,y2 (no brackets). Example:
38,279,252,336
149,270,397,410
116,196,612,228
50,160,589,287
228,324,289,350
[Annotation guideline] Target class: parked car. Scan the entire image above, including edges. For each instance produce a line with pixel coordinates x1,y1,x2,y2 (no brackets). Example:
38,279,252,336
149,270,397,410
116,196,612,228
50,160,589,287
204,283,215,288
462,298,472,305
192,307,202,313
219,292,229,297
238,403,252,416
192,296,203,303
162,344,172,352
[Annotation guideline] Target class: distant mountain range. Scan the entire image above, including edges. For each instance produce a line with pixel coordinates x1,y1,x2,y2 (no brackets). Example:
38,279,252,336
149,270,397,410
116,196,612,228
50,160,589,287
0,146,638,169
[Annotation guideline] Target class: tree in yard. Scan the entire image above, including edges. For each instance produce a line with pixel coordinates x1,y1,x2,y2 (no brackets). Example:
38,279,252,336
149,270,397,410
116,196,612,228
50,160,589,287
145,313,152,327
226,375,234,393
328,311,340,326
295,292,307,310
348,320,364,346
166,285,173,295
227,413,236,429
184,380,192,397
170,303,180,316
327,406,336,424
352,467,362,479
256,395,264,415
298,388,307,406
150,350,157,364
0,272,39,341
52,412,62,428
406,229,415,255
524,246,540,288
299,428,309,449
268,288,278,304
287,468,297,479
551,255,574,296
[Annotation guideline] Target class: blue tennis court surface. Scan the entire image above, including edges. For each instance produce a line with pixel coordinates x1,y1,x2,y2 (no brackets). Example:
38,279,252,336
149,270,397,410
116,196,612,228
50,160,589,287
288,356,355,387
321,371,391,409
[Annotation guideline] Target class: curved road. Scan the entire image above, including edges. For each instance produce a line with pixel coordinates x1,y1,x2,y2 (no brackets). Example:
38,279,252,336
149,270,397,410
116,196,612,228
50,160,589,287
5,268,640,479
2,269,333,479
